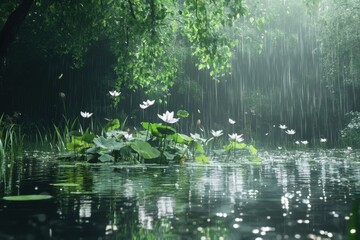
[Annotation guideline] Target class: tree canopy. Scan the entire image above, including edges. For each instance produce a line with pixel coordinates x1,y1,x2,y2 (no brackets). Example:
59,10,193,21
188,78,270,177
0,0,247,96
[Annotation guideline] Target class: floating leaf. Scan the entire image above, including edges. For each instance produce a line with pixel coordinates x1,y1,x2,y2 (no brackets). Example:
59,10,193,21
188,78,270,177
70,191,95,195
3,195,53,201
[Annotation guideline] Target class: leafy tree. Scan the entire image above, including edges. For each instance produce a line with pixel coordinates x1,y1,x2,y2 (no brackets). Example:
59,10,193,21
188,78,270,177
317,0,360,88
0,0,247,97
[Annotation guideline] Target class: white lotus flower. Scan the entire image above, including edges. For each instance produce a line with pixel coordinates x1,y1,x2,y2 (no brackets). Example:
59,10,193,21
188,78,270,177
279,124,287,129
109,90,121,97
140,99,155,109
285,129,296,135
229,118,236,124
320,138,327,143
301,140,308,145
228,133,244,142
211,130,223,137
80,111,93,118
124,133,133,140
157,111,179,124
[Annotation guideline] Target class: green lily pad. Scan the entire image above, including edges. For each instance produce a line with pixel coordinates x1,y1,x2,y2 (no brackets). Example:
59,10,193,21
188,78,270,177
3,195,53,201
58,164,77,168
70,191,95,195
50,183,80,187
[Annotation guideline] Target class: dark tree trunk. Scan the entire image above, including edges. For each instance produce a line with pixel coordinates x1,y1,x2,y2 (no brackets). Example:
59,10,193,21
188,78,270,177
0,0,34,59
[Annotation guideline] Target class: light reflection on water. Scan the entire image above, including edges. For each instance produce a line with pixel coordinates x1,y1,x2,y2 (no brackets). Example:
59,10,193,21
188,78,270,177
0,149,359,239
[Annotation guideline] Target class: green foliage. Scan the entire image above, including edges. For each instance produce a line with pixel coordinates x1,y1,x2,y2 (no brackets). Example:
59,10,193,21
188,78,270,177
0,113,24,159
66,130,94,153
340,111,360,148
141,122,176,137
93,136,124,151
224,141,258,158
104,119,120,132
176,109,189,118
2,195,53,201
224,142,247,151
247,145,258,155
130,140,161,159
0,140,4,161
182,0,247,77
195,153,209,163
317,0,360,88
1,0,248,97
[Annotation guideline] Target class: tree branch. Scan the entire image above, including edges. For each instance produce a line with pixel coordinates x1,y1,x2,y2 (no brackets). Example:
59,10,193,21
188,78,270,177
0,0,34,58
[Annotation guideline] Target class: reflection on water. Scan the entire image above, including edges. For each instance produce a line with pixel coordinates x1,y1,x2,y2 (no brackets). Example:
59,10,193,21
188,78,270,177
0,149,359,239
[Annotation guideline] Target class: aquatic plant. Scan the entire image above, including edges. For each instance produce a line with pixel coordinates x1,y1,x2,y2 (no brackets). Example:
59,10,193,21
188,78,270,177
211,130,224,138
56,89,259,164
157,111,179,124
285,129,296,135
109,90,121,97
80,111,93,118
0,113,24,159
139,100,155,109
224,133,257,160
0,140,5,161
301,140,309,146
60,103,261,164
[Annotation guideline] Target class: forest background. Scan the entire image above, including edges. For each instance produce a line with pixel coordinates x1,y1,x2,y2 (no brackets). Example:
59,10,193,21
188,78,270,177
1,0,359,147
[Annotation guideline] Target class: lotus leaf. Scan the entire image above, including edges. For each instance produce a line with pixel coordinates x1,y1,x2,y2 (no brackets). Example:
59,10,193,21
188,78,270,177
3,195,53,201
104,119,120,132
130,140,161,159
93,136,125,151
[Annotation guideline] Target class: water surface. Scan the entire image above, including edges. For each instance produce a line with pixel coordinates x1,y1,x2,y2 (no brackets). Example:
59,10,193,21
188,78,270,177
0,149,359,239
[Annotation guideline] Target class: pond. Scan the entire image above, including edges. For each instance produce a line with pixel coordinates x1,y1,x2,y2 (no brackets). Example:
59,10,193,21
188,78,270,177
0,149,359,239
